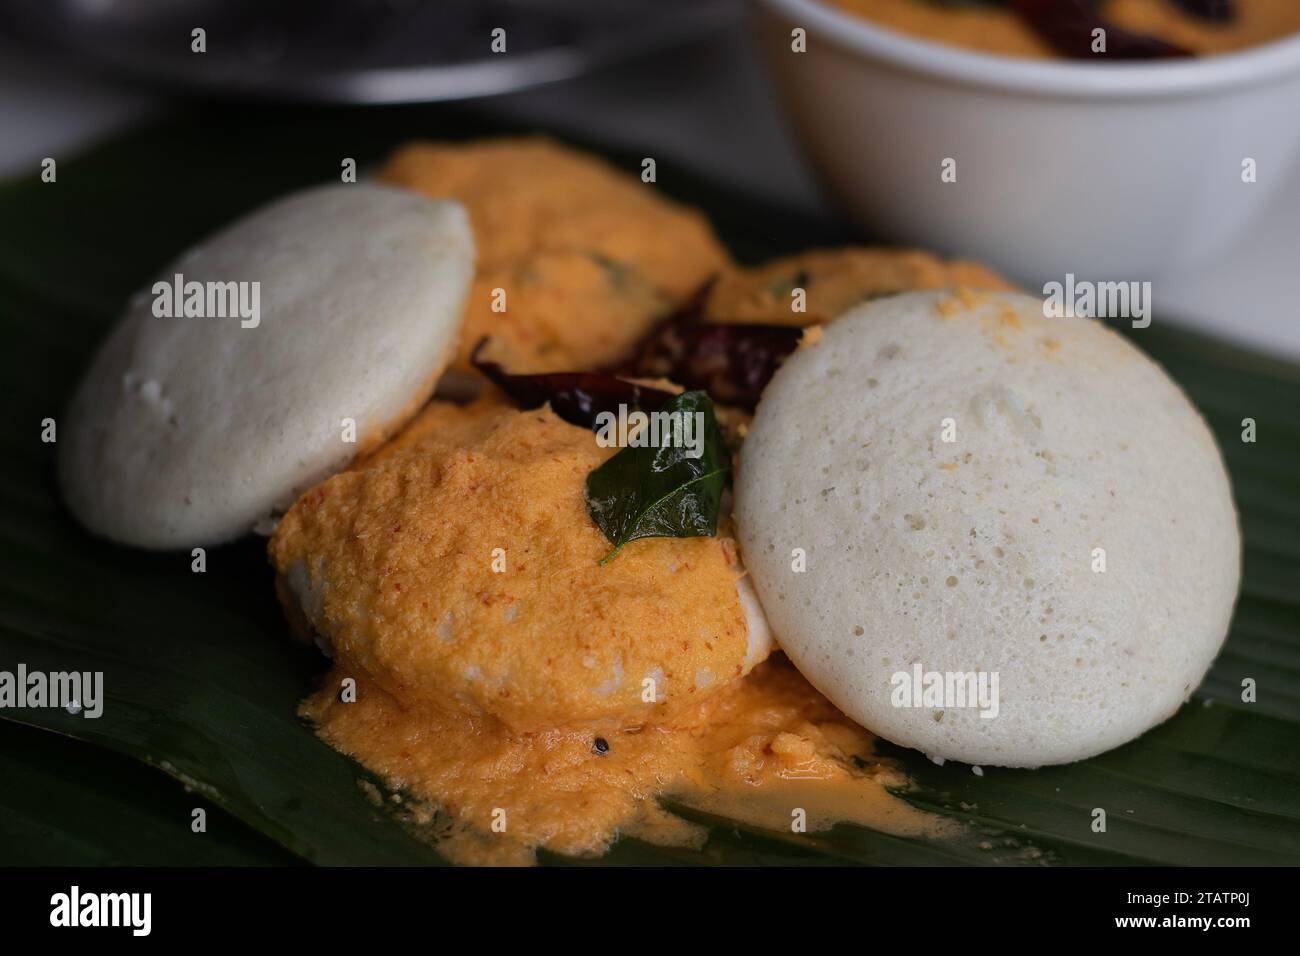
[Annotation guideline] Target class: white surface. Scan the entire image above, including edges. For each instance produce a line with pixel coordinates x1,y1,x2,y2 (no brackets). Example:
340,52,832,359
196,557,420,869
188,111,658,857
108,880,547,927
1,31,1297,357
735,291,1240,767
58,184,473,549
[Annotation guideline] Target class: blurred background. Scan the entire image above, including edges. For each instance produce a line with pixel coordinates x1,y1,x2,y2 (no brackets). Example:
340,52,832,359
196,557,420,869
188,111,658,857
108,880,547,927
0,0,1296,356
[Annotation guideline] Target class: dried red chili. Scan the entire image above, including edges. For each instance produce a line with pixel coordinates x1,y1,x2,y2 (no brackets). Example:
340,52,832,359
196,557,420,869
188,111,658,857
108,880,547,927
470,339,674,429
616,282,802,411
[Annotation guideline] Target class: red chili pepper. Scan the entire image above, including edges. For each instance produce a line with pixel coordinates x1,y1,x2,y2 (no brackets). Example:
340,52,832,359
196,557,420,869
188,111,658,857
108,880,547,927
471,339,675,429
616,280,803,410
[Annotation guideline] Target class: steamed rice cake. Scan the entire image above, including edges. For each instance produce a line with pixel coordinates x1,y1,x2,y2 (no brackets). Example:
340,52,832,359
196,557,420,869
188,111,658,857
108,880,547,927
734,290,1240,767
59,184,473,548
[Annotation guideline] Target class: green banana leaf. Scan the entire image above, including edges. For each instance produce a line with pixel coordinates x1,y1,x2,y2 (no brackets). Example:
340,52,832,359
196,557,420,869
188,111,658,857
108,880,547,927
1,104,1297,866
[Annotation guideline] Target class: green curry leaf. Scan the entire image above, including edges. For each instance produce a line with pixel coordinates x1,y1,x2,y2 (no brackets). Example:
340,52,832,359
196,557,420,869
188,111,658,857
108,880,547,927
584,390,728,564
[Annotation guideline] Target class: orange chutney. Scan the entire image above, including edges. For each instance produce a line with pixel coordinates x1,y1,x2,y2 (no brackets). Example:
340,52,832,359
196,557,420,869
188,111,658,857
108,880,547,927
302,655,956,865
274,398,956,864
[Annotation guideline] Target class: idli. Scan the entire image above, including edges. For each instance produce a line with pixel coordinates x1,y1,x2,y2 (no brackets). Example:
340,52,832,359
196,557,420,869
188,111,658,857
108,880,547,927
735,290,1239,767
269,396,774,731
59,183,474,549
379,138,730,372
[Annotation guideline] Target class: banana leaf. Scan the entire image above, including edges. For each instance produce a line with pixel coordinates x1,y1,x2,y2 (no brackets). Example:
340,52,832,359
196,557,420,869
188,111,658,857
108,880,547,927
0,104,1297,866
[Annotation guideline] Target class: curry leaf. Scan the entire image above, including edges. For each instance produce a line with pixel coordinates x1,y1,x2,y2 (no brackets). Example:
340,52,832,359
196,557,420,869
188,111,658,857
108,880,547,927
585,390,728,563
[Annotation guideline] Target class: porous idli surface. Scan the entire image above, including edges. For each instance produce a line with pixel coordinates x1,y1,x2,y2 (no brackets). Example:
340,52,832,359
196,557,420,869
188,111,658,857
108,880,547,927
59,183,473,549
735,290,1239,767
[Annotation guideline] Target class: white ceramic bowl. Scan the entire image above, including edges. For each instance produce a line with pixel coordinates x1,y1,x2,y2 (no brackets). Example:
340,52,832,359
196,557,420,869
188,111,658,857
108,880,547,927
755,0,1300,285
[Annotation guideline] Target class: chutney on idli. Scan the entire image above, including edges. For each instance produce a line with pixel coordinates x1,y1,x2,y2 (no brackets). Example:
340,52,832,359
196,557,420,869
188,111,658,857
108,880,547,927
270,394,951,863
734,290,1240,768
270,395,773,731
705,247,1013,327
380,138,731,373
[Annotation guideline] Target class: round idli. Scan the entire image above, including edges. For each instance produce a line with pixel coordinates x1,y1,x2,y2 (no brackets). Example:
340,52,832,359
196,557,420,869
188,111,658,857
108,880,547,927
59,183,474,549
268,397,775,729
735,290,1239,767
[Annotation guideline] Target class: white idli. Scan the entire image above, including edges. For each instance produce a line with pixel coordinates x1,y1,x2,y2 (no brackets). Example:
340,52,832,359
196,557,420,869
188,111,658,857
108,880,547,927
735,290,1239,767
59,183,474,549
